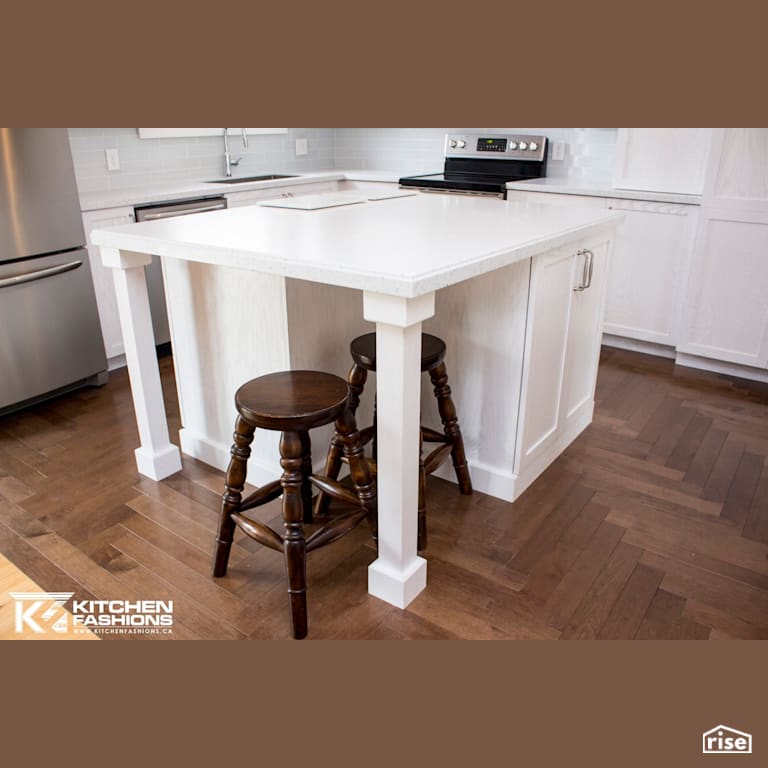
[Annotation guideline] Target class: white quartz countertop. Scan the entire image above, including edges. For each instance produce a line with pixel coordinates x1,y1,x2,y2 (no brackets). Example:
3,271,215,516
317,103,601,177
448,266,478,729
92,193,622,298
505,177,702,205
78,169,427,212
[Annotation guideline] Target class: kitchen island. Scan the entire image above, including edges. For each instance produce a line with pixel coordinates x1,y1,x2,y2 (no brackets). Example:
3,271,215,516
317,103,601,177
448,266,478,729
92,192,621,609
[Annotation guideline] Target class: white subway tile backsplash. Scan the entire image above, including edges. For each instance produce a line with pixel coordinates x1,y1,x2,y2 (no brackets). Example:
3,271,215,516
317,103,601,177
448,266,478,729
68,128,336,196
68,127,618,197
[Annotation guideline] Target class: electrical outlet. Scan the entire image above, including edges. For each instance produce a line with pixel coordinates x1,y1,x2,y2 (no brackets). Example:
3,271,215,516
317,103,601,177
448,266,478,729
105,148,120,171
552,141,565,162
295,138,308,156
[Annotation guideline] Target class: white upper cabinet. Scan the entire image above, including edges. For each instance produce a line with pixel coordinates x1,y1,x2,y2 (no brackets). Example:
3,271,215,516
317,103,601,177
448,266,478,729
137,128,287,139
704,128,768,210
613,128,712,195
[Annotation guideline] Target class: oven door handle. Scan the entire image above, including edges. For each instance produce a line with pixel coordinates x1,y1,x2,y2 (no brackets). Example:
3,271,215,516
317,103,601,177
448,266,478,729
0,259,83,290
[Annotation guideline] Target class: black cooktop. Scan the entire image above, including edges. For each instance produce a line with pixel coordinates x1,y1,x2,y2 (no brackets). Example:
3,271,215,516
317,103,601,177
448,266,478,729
398,172,513,195
400,153,547,196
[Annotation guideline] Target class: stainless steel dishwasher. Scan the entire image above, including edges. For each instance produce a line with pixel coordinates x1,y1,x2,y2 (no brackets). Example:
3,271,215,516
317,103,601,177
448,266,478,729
134,196,227,347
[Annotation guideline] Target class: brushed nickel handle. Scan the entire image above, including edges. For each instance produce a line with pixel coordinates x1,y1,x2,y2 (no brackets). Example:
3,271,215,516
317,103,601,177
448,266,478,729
0,259,82,289
140,203,226,221
584,248,594,289
574,248,589,292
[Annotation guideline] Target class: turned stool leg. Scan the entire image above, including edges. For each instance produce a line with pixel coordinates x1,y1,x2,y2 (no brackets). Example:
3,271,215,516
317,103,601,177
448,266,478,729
212,415,256,577
313,430,344,518
418,430,427,551
334,407,377,534
429,361,473,495
347,363,367,416
280,431,309,640
299,431,314,524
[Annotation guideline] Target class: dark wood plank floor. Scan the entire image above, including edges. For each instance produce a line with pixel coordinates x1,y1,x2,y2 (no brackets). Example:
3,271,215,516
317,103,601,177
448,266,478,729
1,347,767,640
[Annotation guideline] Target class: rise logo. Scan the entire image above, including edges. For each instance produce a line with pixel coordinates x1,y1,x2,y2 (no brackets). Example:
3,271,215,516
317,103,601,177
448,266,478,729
702,725,752,755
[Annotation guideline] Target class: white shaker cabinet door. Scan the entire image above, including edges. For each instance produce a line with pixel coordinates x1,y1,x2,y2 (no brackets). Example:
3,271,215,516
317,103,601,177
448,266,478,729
603,199,698,346
516,246,574,468
679,208,768,368
82,206,136,360
562,240,610,425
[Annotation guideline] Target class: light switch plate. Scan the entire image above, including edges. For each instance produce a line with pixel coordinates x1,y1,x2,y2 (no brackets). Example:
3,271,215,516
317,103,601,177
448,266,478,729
552,141,565,161
105,148,120,171
295,138,308,156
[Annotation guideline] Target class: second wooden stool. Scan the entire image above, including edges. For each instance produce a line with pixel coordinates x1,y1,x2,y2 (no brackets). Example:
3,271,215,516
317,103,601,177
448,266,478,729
317,333,472,550
211,370,375,639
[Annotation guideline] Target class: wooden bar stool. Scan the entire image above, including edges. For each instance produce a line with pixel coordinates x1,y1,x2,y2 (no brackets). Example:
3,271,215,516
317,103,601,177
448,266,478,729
211,370,375,640
316,333,472,550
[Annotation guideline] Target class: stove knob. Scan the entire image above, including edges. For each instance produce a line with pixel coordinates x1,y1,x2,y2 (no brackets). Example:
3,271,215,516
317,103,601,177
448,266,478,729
529,141,539,151
448,140,457,149
457,140,466,148
509,141,518,150
518,141,528,150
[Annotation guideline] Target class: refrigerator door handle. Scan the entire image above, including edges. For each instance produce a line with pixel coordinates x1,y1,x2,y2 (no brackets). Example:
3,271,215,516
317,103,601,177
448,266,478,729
0,259,83,289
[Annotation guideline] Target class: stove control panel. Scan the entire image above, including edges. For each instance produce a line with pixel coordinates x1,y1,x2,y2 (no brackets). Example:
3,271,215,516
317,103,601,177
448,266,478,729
445,133,547,161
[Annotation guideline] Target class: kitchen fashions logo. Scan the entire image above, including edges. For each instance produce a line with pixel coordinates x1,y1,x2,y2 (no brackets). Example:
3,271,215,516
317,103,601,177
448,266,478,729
702,725,753,755
10,592,74,634
10,591,174,636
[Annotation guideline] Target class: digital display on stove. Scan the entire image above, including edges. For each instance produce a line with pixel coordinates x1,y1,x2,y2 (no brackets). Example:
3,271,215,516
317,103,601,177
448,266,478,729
477,137,507,152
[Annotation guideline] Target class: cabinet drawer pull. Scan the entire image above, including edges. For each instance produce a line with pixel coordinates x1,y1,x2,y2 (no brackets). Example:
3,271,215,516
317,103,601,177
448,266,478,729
574,248,594,292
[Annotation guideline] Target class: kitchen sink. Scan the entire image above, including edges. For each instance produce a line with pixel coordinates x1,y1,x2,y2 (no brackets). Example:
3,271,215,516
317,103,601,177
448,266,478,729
206,174,299,184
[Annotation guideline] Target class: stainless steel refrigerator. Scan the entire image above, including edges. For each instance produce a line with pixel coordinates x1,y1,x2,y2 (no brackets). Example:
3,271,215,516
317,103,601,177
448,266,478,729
1,128,107,414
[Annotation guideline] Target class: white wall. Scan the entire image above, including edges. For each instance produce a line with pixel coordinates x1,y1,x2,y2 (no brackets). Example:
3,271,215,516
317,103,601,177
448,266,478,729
68,128,335,195
332,128,619,183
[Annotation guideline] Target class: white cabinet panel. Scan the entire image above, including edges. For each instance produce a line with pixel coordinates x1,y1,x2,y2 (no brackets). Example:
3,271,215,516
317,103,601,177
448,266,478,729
614,128,711,195
518,247,573,461
680,209,768,367
604,199,698,345
82,206,135,360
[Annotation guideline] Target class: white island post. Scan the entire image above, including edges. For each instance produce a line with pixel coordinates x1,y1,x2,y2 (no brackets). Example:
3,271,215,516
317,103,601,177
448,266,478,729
93,193,622,609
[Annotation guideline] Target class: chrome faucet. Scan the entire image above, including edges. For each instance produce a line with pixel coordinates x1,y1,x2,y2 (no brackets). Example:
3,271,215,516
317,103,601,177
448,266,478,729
223,128,248,177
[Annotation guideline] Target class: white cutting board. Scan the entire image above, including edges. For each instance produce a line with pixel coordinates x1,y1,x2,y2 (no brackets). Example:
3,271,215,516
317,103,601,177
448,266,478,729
259,192,367,210
258,189,419,210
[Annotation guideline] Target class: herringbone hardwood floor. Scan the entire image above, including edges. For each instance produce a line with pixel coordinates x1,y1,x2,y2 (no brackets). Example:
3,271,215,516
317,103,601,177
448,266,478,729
0,347,766,639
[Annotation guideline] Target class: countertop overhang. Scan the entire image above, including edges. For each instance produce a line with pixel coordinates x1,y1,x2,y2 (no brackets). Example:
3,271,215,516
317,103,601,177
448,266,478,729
92,193,623,298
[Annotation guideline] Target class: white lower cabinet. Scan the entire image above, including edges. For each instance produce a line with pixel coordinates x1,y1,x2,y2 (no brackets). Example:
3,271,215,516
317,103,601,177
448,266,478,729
678,208,768,368
603,199,697,346
507,190,698,349
82,206,135,361
514,237,611,496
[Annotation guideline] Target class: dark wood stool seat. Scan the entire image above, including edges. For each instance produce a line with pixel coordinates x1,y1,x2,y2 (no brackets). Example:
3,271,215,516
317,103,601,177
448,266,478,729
235,370,350,430
317,332,472,552
350,332,447,373
212,370,374,640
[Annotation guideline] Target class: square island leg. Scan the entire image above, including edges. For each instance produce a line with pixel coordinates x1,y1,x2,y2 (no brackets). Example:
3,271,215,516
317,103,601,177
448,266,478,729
102,247,182,480
362,290,435,608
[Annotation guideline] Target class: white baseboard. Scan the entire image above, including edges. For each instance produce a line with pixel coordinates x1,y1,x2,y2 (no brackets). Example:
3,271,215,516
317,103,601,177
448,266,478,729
674,353,768,384
431,405,593,504
601,334,676,359
602,334,768,383
107,354,127,371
